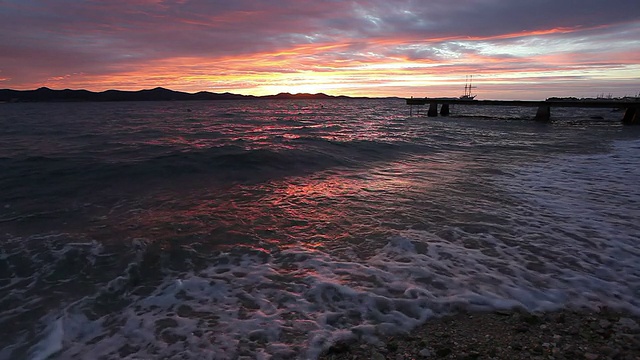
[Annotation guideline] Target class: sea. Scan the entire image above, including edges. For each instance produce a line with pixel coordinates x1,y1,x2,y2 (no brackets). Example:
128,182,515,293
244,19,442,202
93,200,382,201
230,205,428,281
0,99,639,359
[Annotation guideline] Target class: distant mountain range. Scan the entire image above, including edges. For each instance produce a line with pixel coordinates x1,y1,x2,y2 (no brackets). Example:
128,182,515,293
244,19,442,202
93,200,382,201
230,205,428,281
0,87,377,102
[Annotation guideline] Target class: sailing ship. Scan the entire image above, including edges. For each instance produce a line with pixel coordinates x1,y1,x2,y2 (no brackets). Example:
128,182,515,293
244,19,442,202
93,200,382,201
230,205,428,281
460,75,477,100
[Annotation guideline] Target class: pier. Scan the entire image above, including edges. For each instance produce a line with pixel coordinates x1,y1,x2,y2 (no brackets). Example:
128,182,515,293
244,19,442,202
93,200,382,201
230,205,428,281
406,98,640,125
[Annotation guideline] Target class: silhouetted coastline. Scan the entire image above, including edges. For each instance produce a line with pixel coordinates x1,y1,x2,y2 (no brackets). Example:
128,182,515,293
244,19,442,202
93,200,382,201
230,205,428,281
0,87,377,103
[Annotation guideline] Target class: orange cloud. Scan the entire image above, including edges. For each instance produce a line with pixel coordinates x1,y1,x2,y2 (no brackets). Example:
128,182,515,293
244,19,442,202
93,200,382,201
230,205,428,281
2,0,639,99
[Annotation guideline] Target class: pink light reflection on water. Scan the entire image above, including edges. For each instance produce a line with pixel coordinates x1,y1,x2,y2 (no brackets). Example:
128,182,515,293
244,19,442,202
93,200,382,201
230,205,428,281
96,147,467,260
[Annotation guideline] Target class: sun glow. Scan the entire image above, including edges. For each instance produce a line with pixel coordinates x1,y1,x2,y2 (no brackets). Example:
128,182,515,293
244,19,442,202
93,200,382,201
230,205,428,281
13,22,640,100
2,0,640,100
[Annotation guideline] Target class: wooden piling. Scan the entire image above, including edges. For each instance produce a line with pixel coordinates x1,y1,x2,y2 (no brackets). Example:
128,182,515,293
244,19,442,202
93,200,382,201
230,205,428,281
440,103,450,116
622,107,638,125
534,105,551,122
428,102,438,117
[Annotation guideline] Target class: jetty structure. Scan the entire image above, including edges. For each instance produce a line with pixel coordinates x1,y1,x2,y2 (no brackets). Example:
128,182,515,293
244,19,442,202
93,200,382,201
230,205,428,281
406,97,640,125
407,80,640,125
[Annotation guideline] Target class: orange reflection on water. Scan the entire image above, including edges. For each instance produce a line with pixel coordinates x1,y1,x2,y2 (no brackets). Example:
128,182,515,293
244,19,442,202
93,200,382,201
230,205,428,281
109,153,468,258
270,177,357,249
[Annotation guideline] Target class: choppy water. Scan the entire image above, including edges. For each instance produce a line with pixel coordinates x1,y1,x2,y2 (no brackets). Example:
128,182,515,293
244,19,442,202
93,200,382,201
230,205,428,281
0,99,639,359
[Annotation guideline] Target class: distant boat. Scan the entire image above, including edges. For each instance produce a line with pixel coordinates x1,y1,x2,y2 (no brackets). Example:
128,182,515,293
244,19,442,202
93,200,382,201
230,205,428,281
460,75,477,100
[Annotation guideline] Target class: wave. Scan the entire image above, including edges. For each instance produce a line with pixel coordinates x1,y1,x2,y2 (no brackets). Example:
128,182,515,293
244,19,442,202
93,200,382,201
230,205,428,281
0,138,432,201
10,227,640,359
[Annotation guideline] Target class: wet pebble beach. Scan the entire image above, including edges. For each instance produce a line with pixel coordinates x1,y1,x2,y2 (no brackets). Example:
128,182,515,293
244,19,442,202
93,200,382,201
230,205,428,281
321,308,640,360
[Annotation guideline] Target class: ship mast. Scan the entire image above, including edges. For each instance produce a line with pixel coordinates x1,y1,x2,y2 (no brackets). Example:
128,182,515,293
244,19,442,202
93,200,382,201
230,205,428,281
467,75,477,97
459,75,478,99
464,75,469,97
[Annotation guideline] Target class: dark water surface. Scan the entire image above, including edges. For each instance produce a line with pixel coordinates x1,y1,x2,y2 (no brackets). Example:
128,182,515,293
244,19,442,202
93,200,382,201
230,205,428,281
1,100,639,359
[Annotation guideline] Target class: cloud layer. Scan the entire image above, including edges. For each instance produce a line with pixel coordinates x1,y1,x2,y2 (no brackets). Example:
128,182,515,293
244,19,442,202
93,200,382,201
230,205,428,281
1,0,639,98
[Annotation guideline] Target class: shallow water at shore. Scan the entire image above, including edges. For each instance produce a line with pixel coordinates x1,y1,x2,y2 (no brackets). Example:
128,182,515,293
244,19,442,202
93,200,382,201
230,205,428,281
0,99,638,359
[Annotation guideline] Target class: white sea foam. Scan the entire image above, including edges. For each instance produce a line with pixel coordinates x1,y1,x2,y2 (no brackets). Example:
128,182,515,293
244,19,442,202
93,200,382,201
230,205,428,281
20,140,640,359
30,318,64,360
27,224,640,359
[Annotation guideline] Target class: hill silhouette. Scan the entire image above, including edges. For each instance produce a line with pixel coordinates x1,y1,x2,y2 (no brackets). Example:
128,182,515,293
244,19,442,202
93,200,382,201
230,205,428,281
0,87,369,102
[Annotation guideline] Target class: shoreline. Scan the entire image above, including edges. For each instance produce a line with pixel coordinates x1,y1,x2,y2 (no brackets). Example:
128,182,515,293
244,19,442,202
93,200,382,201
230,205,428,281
319,308,640,359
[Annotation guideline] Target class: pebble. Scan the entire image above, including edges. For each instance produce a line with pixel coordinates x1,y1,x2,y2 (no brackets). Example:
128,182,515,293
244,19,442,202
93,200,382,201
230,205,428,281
457,352,481,360
617,317,639,332
584,352,599,360
598,346,614,356
419,348,432,358
436,347,452,357
531,345,544,355
371,350,385,360
515,325,529,333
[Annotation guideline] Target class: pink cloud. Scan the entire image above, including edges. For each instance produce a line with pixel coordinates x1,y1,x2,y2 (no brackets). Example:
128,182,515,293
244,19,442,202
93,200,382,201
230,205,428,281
1,0,638,98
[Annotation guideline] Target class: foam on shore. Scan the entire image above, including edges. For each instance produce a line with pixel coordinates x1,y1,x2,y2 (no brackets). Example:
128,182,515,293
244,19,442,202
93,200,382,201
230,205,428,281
16,139,640,359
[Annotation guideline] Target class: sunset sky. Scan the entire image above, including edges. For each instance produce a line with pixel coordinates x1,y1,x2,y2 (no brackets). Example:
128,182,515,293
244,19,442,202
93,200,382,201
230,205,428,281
1,0,639,99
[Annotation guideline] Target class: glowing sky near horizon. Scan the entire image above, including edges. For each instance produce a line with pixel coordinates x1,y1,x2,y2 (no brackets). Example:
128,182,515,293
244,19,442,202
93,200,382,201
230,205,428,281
1,0,639,99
